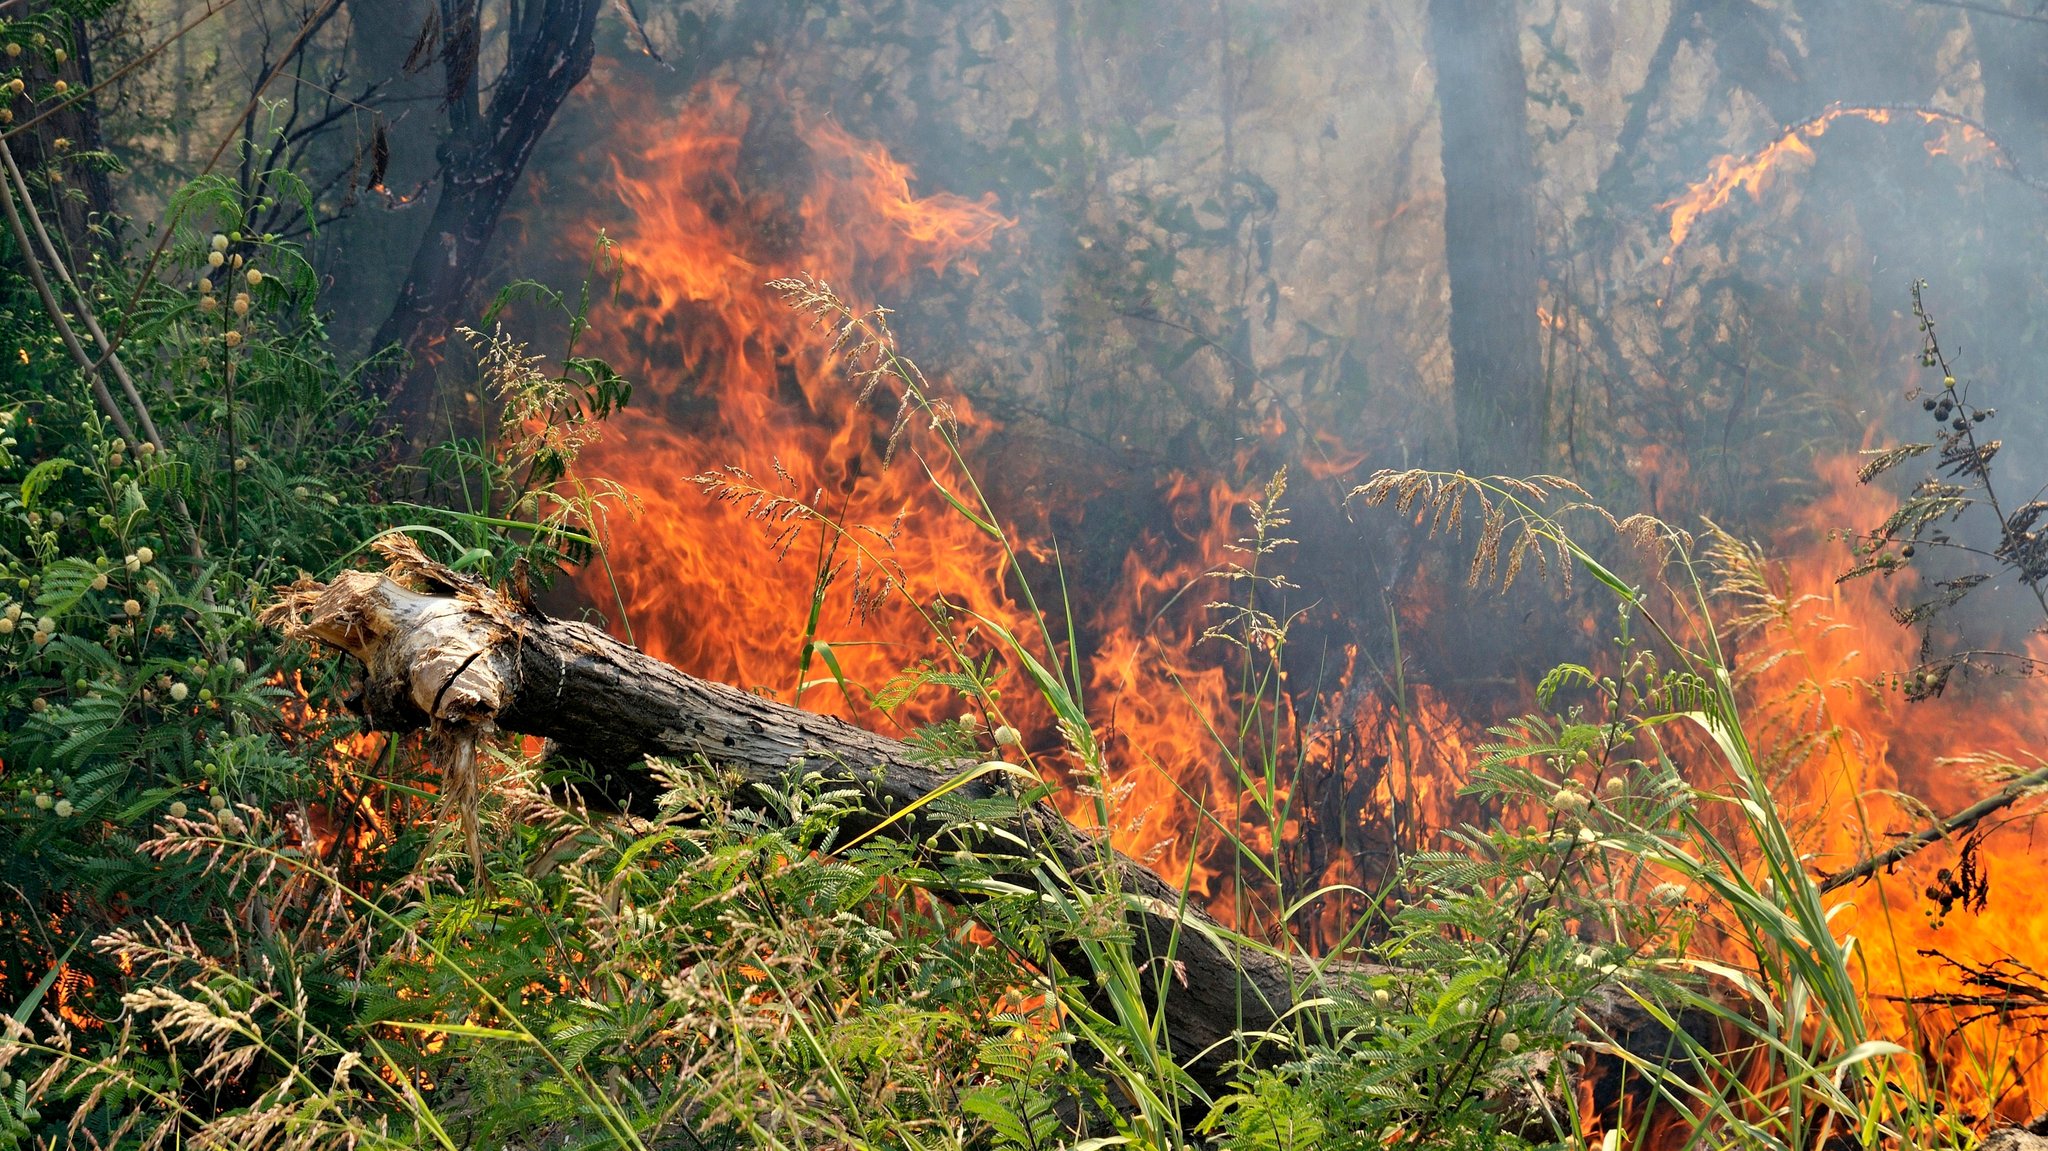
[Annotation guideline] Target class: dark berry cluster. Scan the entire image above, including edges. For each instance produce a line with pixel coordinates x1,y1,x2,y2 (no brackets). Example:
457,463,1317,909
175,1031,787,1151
1919,385,1993,434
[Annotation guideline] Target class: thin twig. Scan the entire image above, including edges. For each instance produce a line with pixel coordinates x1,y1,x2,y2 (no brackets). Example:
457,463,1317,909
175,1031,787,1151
102,0,343,367
1915,0,2048,26
2,139,206,568
1,143,163,450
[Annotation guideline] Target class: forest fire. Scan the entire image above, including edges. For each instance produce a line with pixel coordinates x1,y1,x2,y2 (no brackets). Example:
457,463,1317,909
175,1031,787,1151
1728,457,2048,1123
23,4,2048,1144
568,83,1501,928
568,82,2048,1123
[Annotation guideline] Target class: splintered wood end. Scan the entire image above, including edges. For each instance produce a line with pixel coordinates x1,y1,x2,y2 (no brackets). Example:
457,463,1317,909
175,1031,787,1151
262,536,520,726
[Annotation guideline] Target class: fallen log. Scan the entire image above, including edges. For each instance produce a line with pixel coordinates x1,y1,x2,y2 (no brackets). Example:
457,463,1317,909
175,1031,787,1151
263,536,1345,1095
263,535,1687,1130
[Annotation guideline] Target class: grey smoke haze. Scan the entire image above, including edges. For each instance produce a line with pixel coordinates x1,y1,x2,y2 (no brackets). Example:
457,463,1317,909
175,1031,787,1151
295,0,2048,654
472,1,2048,506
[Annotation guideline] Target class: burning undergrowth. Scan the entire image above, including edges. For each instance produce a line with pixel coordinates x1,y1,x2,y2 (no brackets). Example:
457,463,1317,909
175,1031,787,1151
519,80,2048,1128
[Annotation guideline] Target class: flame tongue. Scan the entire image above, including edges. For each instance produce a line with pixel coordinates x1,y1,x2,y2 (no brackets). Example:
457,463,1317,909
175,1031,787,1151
1664,104,2003,253
580,84,1015,698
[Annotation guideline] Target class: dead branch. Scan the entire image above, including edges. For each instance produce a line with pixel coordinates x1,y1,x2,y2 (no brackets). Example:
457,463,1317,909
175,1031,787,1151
1819,762,2048,893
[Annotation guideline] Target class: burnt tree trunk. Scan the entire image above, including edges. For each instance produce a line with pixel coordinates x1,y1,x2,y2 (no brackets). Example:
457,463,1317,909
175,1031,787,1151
1427,0,1544,477
265,537,1355,1096
367,0,602,435
267,536,1693,1122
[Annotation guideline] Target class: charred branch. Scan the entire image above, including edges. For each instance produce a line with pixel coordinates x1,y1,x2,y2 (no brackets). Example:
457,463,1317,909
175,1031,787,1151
262,536,1689,1121
366,0,602,434
1819,762,2048,893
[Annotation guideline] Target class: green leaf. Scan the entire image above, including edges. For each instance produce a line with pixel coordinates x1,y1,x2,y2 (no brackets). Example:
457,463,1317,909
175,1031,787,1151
35,558,102,615
12,939,81,1025
20,457,75,505
380,1020,533,1043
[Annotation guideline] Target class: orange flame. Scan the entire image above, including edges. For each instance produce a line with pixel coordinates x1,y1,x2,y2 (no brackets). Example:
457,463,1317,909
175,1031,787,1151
579,84,1018,710
1664,106,2005,254
1736,456,2048,1124
568,83,1469,931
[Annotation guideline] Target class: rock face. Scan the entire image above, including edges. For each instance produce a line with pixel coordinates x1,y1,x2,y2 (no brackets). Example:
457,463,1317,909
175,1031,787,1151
1982,1126,2048,1151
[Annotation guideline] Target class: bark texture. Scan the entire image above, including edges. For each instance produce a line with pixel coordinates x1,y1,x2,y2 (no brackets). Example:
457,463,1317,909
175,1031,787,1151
1427,0,1545,476
367,0,603,434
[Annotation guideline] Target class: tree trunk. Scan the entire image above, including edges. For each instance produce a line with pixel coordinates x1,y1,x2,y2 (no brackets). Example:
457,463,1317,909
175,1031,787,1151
366,0,602,435
1428,0,1545,477
12,6,119,257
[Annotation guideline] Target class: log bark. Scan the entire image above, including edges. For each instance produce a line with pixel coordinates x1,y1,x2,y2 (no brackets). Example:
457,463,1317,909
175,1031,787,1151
263,536,1348,1094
